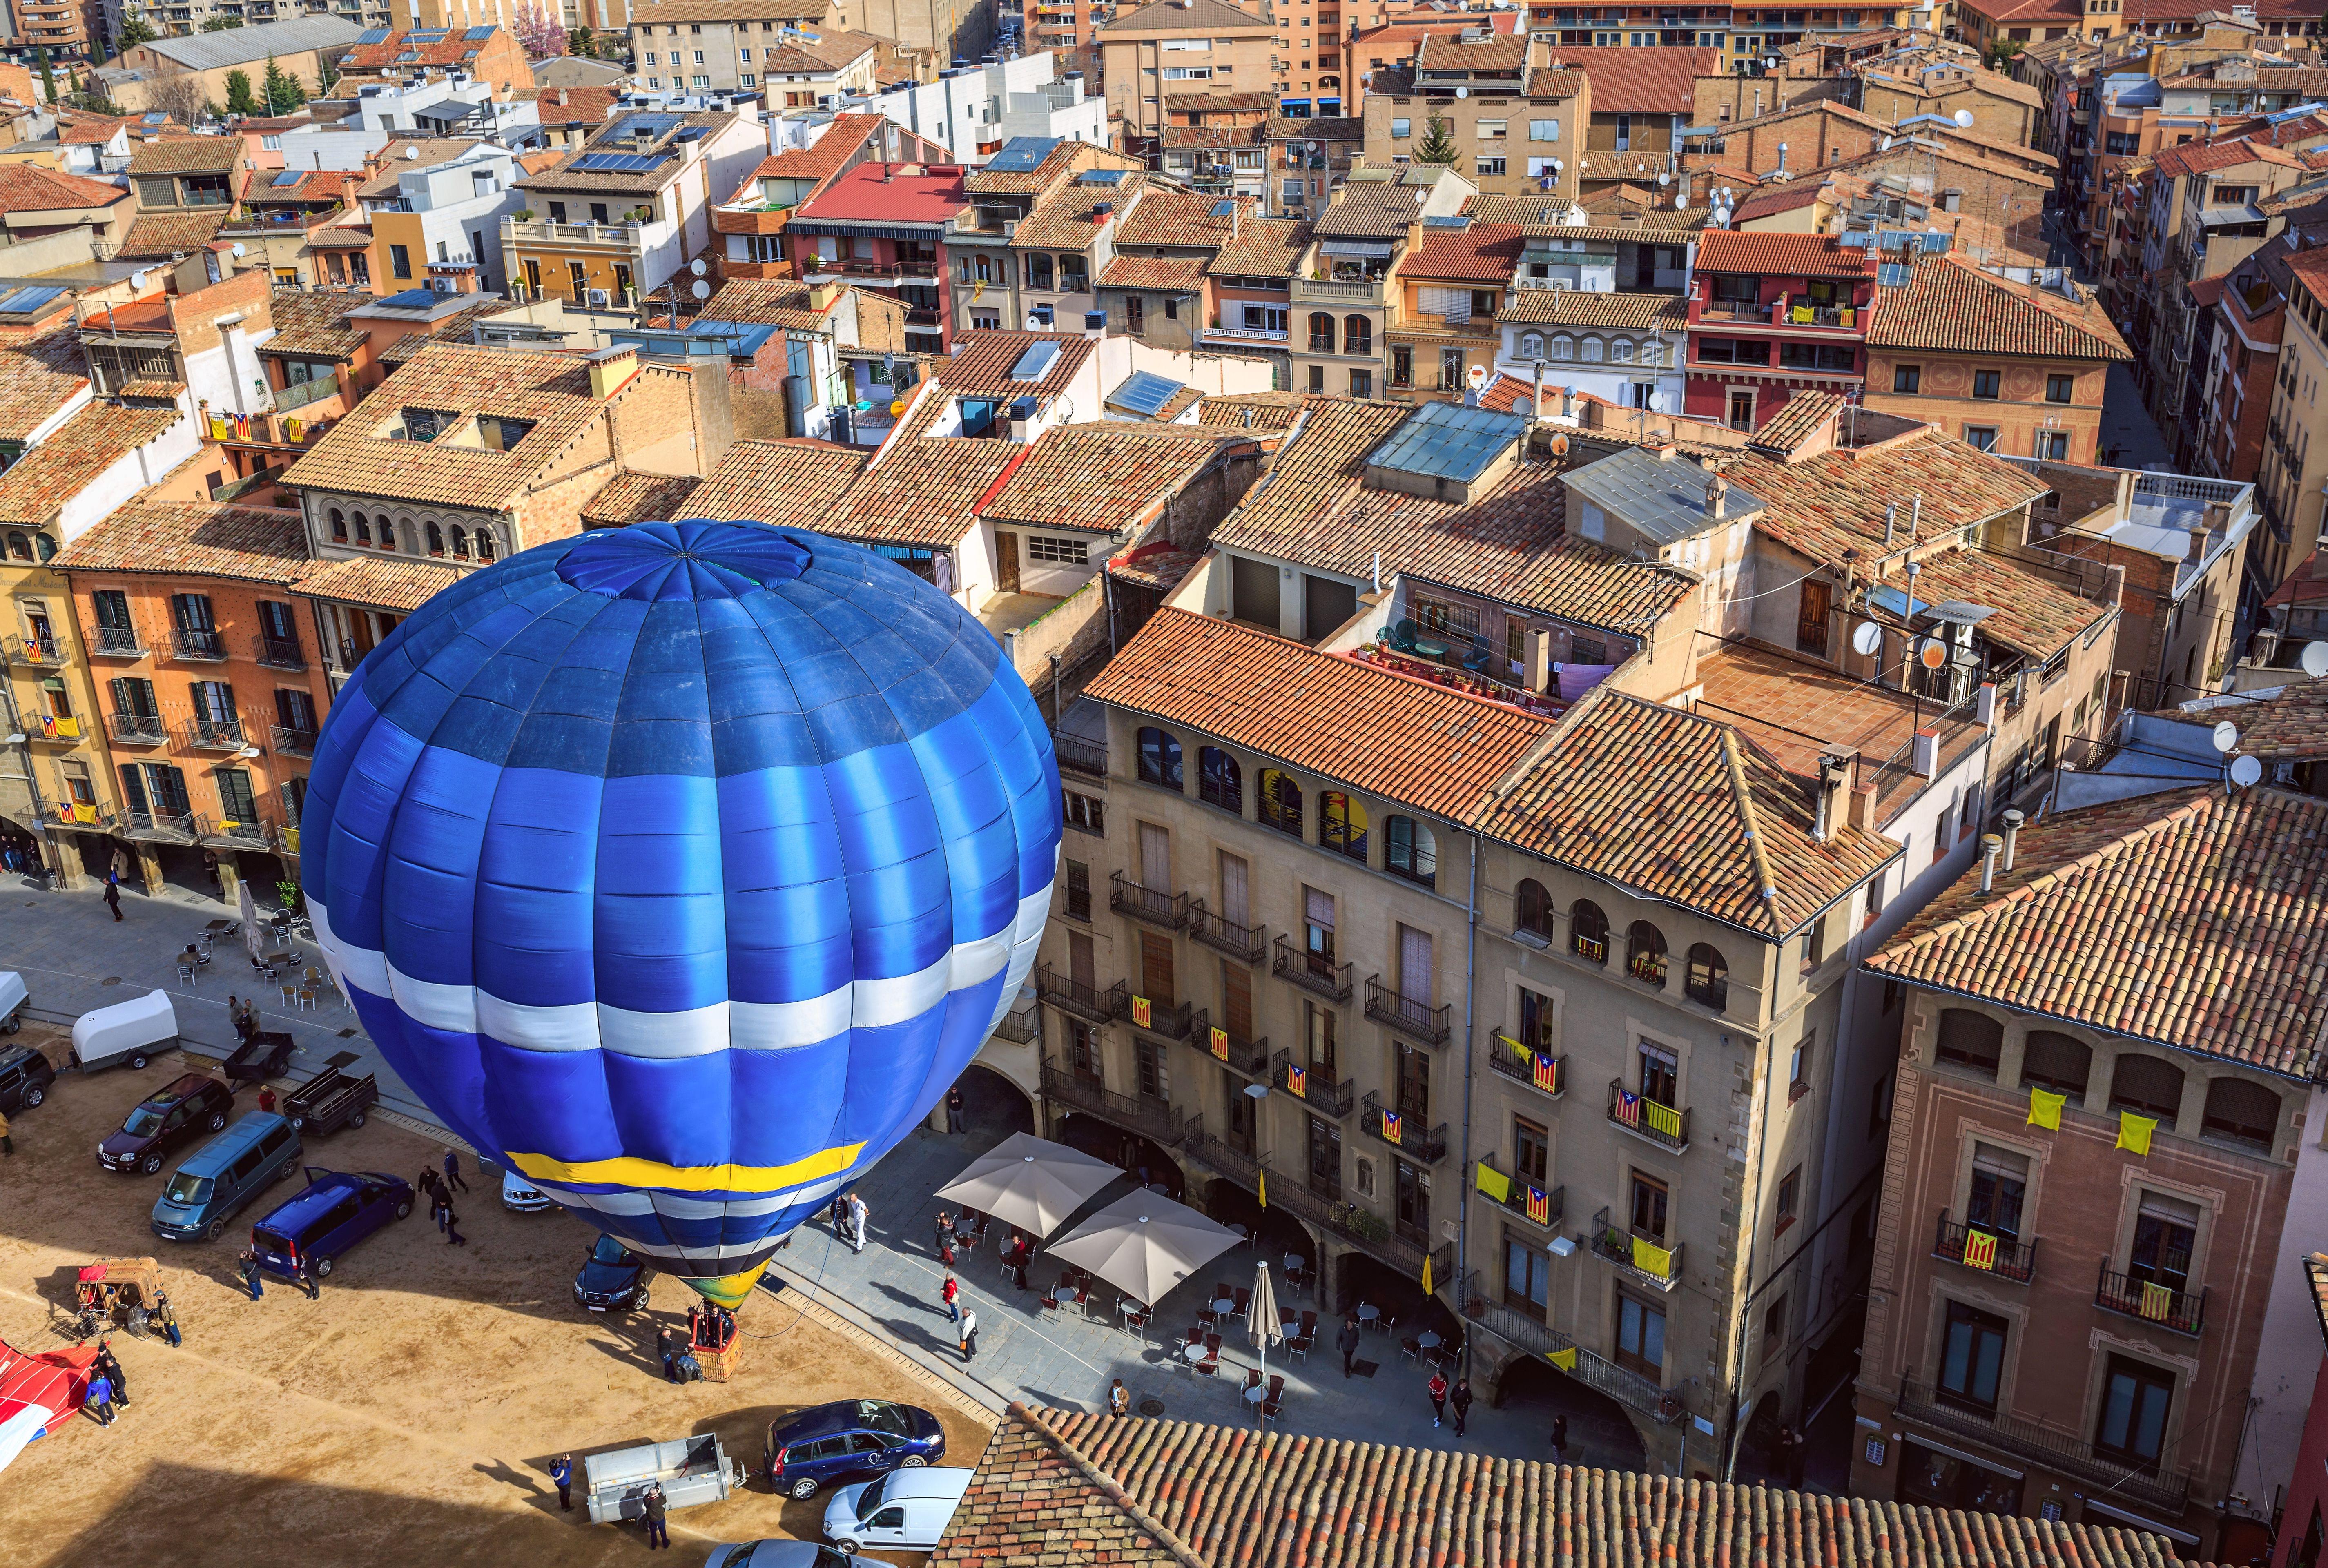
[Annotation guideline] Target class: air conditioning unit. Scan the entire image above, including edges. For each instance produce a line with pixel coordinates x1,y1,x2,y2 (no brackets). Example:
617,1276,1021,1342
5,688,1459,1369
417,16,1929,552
587,287,610,307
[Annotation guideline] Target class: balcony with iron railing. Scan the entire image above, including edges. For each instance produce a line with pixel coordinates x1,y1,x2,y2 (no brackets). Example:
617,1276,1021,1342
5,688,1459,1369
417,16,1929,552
1606,1078,1690,1153
1272,934,1352,1002
199,813,273,850
1123,996,1201,1044
1053,730,1106,781
1038,1060,1183,1146
1187,899,1267,964
1360,1092,1447,1164
1256,1168,1452,1285
1484,1036,1565,1100
1270,1048,1354,1117
1591,1207,1681,1292
1481,1166,1563,1232
1364,976,1452,1045
1035,965,1125,1025
2095,1261,2205,1337
109,713,167,745
5,635,65,666
1190,1019,1269,1078
122,808,196,841
91,626,146,658
1932,1213,2037,1284
171,627,226,662
990,998,1040,1045
270,725,317,758
1894,1378,2192,1515
1460,1270,1681,1423
181,717,247,751
1177,1111,1264,1183
1109,870,1188,931
254,634,305,670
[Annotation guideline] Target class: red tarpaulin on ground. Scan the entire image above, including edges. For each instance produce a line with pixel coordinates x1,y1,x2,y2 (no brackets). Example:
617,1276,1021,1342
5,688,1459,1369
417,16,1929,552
0,1339,97,1473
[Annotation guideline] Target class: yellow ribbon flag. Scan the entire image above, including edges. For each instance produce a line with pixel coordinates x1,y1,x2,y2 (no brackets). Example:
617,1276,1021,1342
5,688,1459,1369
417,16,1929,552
1420,1254,1434,1296
1256,1169,1267,1209
1474,1162,1512,1203
1960,1229,1998,1271
2140,1281,2173,1321
2027,1087,2066,1130
1643,1100,1683,1140
1546,1346,1578,1371
1631,1236,1673,1281
2117,1111,2156,1156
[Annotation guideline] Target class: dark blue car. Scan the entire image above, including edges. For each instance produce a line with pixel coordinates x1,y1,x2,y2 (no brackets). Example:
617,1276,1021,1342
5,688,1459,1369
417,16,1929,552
765,1400,945,1499
250,1168,414,1281
572,1233,651,1313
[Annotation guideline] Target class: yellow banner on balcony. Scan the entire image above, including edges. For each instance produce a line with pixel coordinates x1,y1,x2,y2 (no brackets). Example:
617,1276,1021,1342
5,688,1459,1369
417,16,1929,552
1473,1162,1511,1203
1631,1236,1672,1281
2116,1111,2156,1156
1256,1169,1266,1209
2027,1087,2065,1130
2140,1281,2173,1321
1420,1253,1433,1296
1209,1026,1229,1062
40,715,78,739
1960,1229,1998,1271
1545,1346,1577,1372
1642,1099,1682,1140
1130,994,1151,1029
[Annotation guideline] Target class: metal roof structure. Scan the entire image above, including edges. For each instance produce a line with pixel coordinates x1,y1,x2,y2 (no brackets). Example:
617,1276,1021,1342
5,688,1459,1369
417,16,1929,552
1106,370,1184,418
1563,446,1766,548
987,137,1062,173
141,14,363,71
1364,401,1526,485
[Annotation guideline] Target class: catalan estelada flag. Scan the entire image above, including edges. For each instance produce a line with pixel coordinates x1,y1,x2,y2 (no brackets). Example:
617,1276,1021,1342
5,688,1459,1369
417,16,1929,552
1533,1053,1560,1094
1524,1185,1550,1225
1381,1110,1403,1145
1960,1229,1997,1271
1209,1026,1229,1061
1131,995,1151,1029
1285,1064,1307,1099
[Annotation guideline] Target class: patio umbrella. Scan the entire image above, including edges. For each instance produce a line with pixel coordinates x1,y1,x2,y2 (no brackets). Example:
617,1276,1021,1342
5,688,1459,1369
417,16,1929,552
1045,1187,1241,1307
932,1131,1124,1239
1247,1260,1283,1385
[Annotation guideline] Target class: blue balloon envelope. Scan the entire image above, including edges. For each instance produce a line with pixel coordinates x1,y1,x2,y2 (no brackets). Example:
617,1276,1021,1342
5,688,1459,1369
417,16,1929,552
302,520,1062,1305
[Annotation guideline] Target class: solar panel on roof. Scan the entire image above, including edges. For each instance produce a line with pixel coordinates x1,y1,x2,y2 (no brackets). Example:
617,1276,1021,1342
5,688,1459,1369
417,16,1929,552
379,288,443,309
271,170,304,186
1920,231,1952,253
1838,230,1875,247
1421,214,1471,229
1077,169,1127,185
1876,229,1911,251
355,27,389,42
1364,400,1526,485
1877,263,1913,287
987,137,1061,173
1008,341,1062,381
1108,370,1184,418
577,151,665,172
409,27,450,40
0,285,62,314
464,24,495,38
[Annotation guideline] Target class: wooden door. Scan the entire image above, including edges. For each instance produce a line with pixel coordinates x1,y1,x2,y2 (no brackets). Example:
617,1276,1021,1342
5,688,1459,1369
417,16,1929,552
1139,929,1175,1008
995,531,1021,592
1795,579,1831,657
1070,930,1095,991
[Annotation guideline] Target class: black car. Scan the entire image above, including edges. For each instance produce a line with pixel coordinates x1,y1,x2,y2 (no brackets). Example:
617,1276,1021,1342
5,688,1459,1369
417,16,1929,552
765,1400,946,1499
99,1074,233,1175
572,1234,650,1313
0,1043,55,1114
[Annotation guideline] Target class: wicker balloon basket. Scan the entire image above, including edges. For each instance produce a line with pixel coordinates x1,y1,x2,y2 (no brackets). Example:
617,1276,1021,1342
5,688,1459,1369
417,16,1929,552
693,1335,742,1382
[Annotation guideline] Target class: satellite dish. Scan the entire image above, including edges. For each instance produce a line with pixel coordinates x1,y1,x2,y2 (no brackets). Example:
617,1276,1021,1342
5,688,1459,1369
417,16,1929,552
888,398,906,416
1456,85,1469,97
1918,638,1949,670
1306,140,1319,151
2302,640,2328,679
2231,755,2264,788
1954,108,1975,127
1025,313,1044,330
1851,621,1882,657
690,258,707,276
129,270,149,291
2212,719,2241,753
1467,363,1488,387
404,144,420,159
1549,432,1570,456
691,279,711,300
1658,170,1670,186
230,241,246,258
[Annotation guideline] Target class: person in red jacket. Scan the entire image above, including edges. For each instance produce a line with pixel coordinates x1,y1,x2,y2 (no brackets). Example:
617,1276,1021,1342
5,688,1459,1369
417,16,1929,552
941,1271,960,1325
1428,1368,1449,1429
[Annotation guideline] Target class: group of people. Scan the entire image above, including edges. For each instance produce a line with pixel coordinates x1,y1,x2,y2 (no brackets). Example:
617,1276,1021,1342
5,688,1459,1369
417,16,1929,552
685,1303,736,1352
239,1245,316,1299
655,1324,704,1384
82,1340,129,1426
828,1189,868,1254
418,1151,468,1247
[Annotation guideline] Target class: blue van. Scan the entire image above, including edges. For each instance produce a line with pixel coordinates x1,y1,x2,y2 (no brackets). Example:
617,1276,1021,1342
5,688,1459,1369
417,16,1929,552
250,1169,415,1281
152,1112,302,1242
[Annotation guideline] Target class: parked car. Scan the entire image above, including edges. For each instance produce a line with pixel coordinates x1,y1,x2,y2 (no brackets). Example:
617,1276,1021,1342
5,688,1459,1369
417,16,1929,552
703,1543,880,1568
98,1073,233,1175
767,1400,946,1499
250,1169,414,1281
572,1234,649,1313
0,1042,55,1113
69,988,176,1073
151,1113,302,1242
0,970,27,1032
502,1167,552,1212
821,1468,973,1555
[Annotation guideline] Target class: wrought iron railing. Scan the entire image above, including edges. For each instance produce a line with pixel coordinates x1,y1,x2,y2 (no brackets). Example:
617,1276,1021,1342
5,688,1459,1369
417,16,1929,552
1606,1078,1690,1152
198,814,272,849
1123,995,1201,1043
1108,870,1188,930
1188,899,1266,963
170,627,226,661
271,726,317,757
1269,1048,1353,1117
1035,965,1124,1025
990,999,1039,1045
1365,975,1452,1044
1894,1378,2192,1515
1461,1270,1682,1423
1485,1036,1565,1099
108,713,166,744
2095,1261,2205,1337
182,717,246,751
254,634,305,670
1053,731,1106,780
1038,1060,1183,1145
1272,934,1351,1002
1591,1207,1681,1292
91,626,145,656
122,809,196,840
5,635,64,665
1360,1092,1447,1164
1932,1212,2036,1284
1188,1020,1269,1077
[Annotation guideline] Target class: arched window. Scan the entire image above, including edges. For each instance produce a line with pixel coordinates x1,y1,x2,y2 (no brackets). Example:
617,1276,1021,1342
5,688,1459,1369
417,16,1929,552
1610,337,1635,363
2020,1030,2091,1099
1570,898,1608,964
328,507,347,542
1627,921,1667,985
1520,331,1545,359
1343,314,1371,354
1198,746,1241,812
1936,1009,2002,1076
4,530,28,561
450,526,469,559
1259,768,1303,836
426,521,444,556
1320,791,1369,862
1307,310,1335,351
377,521,397,553
2109,1053,2184,1120
476,529,496,562
352,512,371,544
1136,726,1184,789
1386,815,1435,889
32,532,54,563
1639,337,1664,366
1581,336,1605,363
1551,334,1575,361
2202,1076,2279,1148
1685,943,1728,1009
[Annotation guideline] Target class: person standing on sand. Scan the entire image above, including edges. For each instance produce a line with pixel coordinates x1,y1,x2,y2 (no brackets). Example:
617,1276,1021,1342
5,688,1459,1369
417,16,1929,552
551,1454,573,1511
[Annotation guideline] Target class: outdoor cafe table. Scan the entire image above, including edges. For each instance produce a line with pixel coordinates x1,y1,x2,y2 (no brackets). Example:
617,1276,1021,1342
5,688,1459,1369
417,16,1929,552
1182,1342,1209,1368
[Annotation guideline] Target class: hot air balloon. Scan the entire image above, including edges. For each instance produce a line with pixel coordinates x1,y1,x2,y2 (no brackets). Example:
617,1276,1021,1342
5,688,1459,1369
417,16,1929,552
301,520,1062,1308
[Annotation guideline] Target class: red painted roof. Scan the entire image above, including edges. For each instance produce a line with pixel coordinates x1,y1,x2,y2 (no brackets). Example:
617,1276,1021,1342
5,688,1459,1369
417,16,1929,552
795,161,968,225
1693,229,1879,280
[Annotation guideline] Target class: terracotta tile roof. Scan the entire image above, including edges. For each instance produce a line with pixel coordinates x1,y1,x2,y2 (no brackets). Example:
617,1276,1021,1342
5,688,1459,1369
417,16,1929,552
1207,215,1310,278
932,1406,2185,1568
2196,680,2328,760
1750,391,1844,458
1714,429,2048,573
931,329,1093,399
0,164,127,212
338,25,508,71
306,224,375,249
755,116,884,185
527,85,621,129
695,277,831,330
1883,539,2109,661
1098,253,1209,291
116,379,184,400
1694,229,1880,279
1315,178,1433,239
1867,786,2328,1078
825,438,1019,547
48,499,308,583
1497,288,1688,328
1526,67,1586,98
1398,220,1523,282
1115,189,1254,249
1869,253,2131,361
1732,181,1824,223
292,552,457,612
1164,89,1275,112
762,26,881,70
0,403,183,526
579,469,701,527
982,425,1242,532
682,439,869,529
2153,136,2302,180
1532,45,1721,113
1161,125,1266,149
1478,684,1897,936
1211,399,1695,632
1196,390,1306,430
127,135,240,175
1088,608,1554,817
116,210,228,260
280,342,610,509
258,289,368,361
1267,116,1363,142
1012,176,1150,250
1413,29,1531,71
2308,1254,2328,1348
0,329,88,444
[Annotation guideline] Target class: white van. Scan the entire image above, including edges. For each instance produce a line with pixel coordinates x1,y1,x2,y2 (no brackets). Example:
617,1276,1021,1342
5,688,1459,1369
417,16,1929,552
70,989,178,1073
0,971,27,1033
821,1466,973,1555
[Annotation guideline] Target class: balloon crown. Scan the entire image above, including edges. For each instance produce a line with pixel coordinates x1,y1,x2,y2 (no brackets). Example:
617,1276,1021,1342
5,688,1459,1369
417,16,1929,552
556,519,814,603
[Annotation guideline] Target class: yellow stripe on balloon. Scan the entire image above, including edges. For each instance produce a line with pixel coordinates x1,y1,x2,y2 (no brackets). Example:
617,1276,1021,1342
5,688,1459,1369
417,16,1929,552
685,1263,771,1310
509,1142,865,1193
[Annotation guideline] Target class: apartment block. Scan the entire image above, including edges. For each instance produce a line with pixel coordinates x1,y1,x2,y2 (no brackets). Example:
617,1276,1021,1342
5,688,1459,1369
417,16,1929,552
1099,0,1276,146
1684,230,1876,433
1364,31,1587,204
1289,163,1471,398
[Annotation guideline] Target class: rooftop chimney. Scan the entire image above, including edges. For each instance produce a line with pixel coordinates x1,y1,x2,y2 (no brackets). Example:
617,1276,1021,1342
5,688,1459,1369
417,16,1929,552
1704,472,1727,517
584,343,639,399
1978,831,2003,893
1813,753,1851,842
2000,807,2024,872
